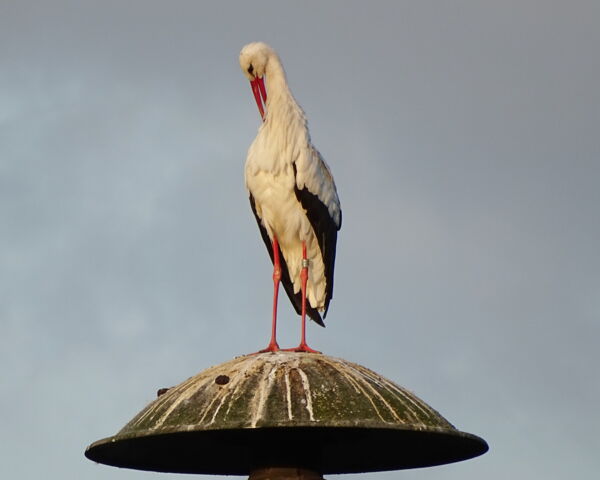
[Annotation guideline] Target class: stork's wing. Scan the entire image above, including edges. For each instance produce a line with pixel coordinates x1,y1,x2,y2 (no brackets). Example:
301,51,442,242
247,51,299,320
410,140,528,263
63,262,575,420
293,147,341,318
294,146,342,230
249,194,325,326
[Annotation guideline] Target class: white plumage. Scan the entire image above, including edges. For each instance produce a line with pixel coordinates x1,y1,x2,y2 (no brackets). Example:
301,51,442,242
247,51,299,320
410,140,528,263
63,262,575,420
239,42,341,352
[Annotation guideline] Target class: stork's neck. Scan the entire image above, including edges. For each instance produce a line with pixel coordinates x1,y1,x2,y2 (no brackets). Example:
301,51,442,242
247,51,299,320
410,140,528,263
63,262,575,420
264,55,306,127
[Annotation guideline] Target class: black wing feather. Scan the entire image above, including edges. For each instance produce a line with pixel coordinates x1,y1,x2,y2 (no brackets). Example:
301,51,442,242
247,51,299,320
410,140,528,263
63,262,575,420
249,194,325,327
292,163,341,319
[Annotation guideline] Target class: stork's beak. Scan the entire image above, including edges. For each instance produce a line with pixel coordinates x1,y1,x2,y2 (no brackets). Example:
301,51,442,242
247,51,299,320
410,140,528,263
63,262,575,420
250,76,267,121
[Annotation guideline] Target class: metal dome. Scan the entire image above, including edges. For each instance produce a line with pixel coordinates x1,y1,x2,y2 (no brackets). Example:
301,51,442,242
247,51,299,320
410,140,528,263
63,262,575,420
85,352,487,474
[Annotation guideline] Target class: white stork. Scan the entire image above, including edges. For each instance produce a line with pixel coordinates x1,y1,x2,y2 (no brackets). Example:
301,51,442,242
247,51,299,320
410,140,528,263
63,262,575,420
239,42,342,353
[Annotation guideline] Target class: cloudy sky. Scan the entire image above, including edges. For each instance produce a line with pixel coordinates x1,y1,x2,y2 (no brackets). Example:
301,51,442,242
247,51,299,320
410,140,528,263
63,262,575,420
2,1,599,479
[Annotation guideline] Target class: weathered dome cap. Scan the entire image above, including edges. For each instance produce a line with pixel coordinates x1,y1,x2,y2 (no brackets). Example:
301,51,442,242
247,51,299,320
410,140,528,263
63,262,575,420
85,352,487,474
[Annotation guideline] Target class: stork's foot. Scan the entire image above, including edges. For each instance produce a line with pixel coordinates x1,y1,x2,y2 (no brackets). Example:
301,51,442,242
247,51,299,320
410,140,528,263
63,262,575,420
254,341,280,354
283,343,321,354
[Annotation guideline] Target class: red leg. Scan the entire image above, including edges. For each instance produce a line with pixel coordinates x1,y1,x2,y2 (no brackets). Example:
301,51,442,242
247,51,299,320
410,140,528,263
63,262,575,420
286,242,321,354
258,237,281,353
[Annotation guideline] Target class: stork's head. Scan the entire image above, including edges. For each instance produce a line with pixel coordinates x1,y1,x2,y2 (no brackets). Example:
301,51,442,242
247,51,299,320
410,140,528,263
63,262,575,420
239,42,273,81
239,42,274,120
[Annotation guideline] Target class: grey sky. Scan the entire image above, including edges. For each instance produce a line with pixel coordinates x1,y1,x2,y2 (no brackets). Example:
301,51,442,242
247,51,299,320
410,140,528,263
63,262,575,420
2,1,599,479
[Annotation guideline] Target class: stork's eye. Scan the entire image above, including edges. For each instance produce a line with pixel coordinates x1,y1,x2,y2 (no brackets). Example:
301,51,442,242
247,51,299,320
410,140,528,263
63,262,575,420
247,64,254,75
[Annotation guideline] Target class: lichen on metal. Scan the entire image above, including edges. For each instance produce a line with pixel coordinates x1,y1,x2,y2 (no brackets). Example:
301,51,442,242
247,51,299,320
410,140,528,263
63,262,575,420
85,352,488,474
121,352,451,434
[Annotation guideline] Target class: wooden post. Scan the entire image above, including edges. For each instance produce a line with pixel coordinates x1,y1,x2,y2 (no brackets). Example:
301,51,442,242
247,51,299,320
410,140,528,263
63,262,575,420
249,467,324,480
